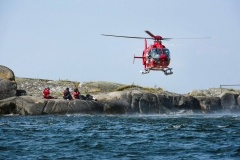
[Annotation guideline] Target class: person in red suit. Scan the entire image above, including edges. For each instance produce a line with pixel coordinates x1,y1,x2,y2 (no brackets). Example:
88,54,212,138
72,88,80,99
42,87,54,99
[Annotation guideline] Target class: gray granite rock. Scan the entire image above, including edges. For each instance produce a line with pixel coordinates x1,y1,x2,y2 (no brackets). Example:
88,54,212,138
0,97,16,114
15,96,47,115
195,96,222,113
238,95,240,105
0,65,17,100
43,99,103,114
0,66,239,115
220,93,240,113
1,91,240,115
175,96,201,111
95,91,209,114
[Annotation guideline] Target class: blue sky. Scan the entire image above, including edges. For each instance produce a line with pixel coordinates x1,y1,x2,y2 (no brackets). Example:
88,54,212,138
1,0,240,94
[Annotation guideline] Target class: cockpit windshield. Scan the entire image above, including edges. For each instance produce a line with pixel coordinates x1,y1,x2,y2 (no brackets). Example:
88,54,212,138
148,48,162,58
147,47,171,60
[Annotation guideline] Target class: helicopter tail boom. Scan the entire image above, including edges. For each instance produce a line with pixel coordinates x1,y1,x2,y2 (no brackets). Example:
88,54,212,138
133,54,144,64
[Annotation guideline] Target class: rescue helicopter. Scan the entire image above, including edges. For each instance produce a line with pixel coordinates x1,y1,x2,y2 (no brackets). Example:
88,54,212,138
101,30,213,75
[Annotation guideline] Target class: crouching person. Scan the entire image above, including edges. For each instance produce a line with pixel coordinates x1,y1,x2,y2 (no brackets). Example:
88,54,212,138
42,87,55,99
63,88,73,100
72,88,80,99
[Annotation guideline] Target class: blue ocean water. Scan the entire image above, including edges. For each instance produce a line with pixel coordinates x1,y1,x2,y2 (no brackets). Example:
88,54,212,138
0,114,240,159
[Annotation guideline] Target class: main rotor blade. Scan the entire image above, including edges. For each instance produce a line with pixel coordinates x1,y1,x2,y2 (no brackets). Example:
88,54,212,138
145,30,155,38
163,37,216,39
161,38,172,40
101,34,152,39
145,30,172,40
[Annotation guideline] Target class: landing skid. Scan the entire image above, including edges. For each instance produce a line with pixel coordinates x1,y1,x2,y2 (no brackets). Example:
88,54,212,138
163,67,173,75
140,67,173,75
140,68,150,74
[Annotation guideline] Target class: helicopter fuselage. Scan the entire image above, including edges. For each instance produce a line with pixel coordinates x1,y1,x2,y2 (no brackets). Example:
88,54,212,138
143,41,170,69
134,40,172,75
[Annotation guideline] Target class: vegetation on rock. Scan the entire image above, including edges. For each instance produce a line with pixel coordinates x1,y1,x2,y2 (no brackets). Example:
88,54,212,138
15,77,166,97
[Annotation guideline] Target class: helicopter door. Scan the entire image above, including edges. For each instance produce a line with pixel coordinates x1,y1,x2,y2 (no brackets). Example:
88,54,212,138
163,48,170,60
142,51,146,67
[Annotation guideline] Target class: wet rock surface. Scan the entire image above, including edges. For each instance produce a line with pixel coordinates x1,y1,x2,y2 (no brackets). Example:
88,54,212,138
195,96,222,113
94,91,240,115
220,93,240,113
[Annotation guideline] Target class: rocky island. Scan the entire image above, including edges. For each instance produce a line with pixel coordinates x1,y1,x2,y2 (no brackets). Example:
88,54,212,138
0,65,240,115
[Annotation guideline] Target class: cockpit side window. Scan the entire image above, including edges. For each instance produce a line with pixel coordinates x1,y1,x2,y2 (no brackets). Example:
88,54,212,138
163,48,170,59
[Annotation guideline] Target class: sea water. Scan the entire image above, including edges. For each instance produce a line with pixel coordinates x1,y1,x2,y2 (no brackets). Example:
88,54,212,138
0,114,240,159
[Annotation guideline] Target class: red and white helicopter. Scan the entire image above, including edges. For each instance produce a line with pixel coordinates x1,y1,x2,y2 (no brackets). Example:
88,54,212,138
102,30,213,75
